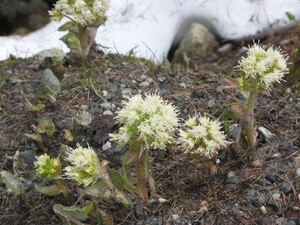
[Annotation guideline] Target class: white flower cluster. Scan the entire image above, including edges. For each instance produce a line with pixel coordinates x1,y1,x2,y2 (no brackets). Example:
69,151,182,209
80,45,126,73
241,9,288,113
177,115,227,159
49,0,110,26
64,144,100,187
109,94,179,150
238,43,289,89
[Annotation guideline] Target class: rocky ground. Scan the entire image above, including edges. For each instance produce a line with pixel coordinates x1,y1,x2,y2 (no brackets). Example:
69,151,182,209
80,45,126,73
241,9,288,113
0,27,300,225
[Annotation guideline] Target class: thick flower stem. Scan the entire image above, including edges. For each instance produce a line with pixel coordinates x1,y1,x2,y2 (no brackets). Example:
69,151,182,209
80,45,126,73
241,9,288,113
137,147,150,202
78,25,89,57
245,89,256,150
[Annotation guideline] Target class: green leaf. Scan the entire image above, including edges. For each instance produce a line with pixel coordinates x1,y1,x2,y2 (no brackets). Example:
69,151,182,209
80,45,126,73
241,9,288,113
58,21,77,31
74,108,92,126
60,28,82,54
37,117,55,136
84,181,111,201
295,48,300,60
0,171,24,195
107,168,124,190
53,204,89,225
83,202,113,225
34,184,62,196
286,12,295,21
29,103,46,112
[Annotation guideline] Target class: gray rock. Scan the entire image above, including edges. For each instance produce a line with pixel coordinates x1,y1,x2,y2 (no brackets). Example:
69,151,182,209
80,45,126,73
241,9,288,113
100,102,113,111
40,69,61,95
0,0,50,35
36,48,66,61
281,181,292,194
173,23,218,64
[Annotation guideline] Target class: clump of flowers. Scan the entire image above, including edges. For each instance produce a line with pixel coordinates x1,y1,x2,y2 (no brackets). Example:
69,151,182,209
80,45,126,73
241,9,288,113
110,93,179,201
110,94,179,149
34,144,128,224
178,115,228,159
34,154,70,200
64,144,101,187
35,154,62,179
227,42,289,151
237,43,289,91
49,0,110,57
177,115,229,175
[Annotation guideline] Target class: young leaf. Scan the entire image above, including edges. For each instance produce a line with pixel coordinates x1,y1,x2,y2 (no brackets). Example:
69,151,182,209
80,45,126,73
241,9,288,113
37,117,55,136
29,103,46,112
53,204,88,225
0,171,24,195
230,103,253,125
58,21,77,31
34,184,62,196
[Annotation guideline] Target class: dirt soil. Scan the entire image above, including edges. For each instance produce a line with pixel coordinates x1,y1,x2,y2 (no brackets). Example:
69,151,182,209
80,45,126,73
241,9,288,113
1,27,300,225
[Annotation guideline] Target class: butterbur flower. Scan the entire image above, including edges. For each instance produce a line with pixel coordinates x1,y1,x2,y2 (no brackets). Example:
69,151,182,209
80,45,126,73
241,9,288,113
64,144,101,187
237,43,289,90
49,0,110,26
109,93,179,150
35,154,62,180
178,115,228,159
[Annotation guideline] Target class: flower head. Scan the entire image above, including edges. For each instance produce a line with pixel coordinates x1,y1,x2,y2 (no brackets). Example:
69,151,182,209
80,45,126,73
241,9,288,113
237,43,289,90
64,144,101,187
177,115,228,159
35,154,62,180
109,93,179,150
49,0,110,26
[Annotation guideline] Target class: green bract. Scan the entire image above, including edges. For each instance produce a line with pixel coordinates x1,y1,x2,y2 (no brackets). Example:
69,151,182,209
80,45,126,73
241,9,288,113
178,115,227,159
109,94,179,150
35,154,62,180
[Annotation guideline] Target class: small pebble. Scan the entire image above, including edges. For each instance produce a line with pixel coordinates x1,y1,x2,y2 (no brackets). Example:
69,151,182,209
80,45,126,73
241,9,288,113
218,43,233,52
172,214,179,220
252,158,263,167
272,193,280,201
179,82,187,88
139,81,149,87
198,206,208,214
157,75,167,83
102,141,111,151
102,90,108,96
146,77,154,84
227,171,235,178
158,197,167,203
281,181,292,194
100,102,112,111
293,157,300,167
260,206,267,214
103,110,114,115
139,74,148,81
296,168,300,178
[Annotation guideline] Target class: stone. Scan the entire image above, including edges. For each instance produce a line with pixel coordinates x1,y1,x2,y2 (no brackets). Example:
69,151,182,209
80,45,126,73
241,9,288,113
36,48,66,61
0,0,50,36
40,69,61,95
172,23,218,64
0,0,18,35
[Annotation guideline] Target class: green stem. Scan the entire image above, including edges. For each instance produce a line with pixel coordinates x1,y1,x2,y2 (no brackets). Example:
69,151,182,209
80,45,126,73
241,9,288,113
56,179,70,201
137,145,149,202
78,25,88,57
245,87,256,150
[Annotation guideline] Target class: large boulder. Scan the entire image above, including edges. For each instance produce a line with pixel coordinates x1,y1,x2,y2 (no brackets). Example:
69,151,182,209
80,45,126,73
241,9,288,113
0,0,52,36
0,0,18,35
172,23,219,64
